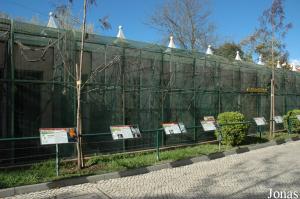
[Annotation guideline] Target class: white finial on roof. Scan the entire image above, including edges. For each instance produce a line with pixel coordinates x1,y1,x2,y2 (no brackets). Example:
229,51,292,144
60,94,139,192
47,12,58,28
292,63,297,71
257,54,264,65
235,51,242,61
168,35,176,48
276,60,281,69
117,25,125,39
206,45,213,55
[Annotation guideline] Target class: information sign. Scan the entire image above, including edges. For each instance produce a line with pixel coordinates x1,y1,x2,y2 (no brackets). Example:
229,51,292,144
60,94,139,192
274,116,283,124
253,117,267,126
178,122,187,133
110,125,135,140
131,126,142,138
162,123,182,135
203,116,215,122
201,121,217,131
40,128,77,145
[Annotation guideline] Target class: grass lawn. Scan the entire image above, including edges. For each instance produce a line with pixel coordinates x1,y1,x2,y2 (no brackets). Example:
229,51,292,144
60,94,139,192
0,132,299,189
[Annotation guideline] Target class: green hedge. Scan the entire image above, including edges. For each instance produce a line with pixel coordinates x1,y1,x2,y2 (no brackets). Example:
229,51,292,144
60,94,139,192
215,112,249,146
283,109,300,133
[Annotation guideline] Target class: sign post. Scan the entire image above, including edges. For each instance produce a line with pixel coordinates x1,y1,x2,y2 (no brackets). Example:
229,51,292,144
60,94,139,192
39,128,77,176
200,117,220,151
253,117,267,138
156,130,160,161
56,144,59,176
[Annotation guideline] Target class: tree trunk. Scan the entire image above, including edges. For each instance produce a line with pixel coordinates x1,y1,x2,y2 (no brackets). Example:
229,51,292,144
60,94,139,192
76,0,87,170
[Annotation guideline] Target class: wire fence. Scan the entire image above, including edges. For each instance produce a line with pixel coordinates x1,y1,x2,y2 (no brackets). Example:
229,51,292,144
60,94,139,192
1,18,300,168
1,116,299,169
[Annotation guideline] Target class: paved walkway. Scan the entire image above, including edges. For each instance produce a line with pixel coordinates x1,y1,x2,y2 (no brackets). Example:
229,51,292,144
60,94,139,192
6,141,300,199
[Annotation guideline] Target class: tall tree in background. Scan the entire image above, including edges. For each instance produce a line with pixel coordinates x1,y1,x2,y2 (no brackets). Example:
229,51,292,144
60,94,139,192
241,0,292,67
242,0,292,137
149,0,216,51
53,3,77,30
214,42,252,62
71,0,110,169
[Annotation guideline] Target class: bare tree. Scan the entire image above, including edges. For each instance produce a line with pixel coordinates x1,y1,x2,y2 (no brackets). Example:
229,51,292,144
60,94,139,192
149,0,216,51
242,0,292,137
74,0,111,169
241,0,292,67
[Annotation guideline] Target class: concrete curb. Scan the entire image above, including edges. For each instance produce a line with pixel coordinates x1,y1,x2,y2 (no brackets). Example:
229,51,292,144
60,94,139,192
1,137,299,198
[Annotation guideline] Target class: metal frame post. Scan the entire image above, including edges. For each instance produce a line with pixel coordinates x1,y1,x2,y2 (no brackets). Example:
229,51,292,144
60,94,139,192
9,19,15,164
193,57,196,142
287,116,292,135
156,130,160,161
56,144,59,176
122,47,126,152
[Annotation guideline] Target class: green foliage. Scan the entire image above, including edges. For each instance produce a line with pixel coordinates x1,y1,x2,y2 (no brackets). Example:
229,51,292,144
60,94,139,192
283,109,300,133
216,112,249,146
241,0,292,67
0,160,55,189
214,42,244,61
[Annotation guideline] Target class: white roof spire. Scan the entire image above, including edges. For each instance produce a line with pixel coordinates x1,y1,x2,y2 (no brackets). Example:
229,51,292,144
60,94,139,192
47,12,58,28
276,60,281,69
257,54,264,65
117,25,125,39
168,35,176,48
235,51,242,61
206,45,213,55
292,63,297,71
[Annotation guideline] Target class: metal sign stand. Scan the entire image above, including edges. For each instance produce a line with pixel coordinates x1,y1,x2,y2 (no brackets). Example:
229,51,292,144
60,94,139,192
156,130,160,161
56,144,59,176
258,126,262,139
216,124,222,152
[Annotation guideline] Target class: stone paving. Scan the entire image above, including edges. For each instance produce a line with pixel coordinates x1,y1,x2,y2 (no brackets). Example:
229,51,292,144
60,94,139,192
6,141,300,199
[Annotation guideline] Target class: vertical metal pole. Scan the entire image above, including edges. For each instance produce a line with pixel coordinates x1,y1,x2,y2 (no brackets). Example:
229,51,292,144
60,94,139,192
122,48,126,152
72,30,77,158
10,19,14,136
10,19,15,163
238,67,241,111
217,61,221,114
287,116,291,135
156,130,160,161
138,50,142,125
56,144,59,176
104,45,107,106
259,126,262,139
193,58,196,142
122,47,126,124
217,125,221,152
161,52,164,146
122,139,125,153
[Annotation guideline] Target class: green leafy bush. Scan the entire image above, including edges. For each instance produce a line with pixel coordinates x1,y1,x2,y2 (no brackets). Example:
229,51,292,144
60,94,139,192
283,109,300,133
215,112,249,146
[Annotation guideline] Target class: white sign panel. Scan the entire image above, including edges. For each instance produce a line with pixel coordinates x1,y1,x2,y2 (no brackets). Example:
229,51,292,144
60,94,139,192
162,123,182,135
203,116,215,122
131,126,142,138
201,121,216,131
254,117,267,126
110,126,134,140
178,122,187,133
274,116,283,124
296,115,300,122
40,128,77,145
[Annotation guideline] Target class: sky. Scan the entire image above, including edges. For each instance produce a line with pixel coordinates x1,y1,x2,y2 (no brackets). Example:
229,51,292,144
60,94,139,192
0,0,299,64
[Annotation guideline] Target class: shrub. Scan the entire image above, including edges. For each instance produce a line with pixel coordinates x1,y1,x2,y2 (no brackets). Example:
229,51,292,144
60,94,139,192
283,109,300,133
215,112,249,146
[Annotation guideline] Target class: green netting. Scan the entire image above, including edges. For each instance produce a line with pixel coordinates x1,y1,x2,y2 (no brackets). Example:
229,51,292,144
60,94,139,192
1,18,300,166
